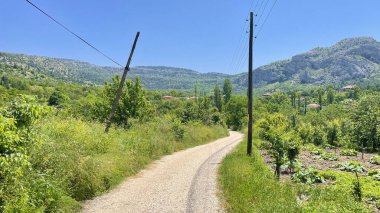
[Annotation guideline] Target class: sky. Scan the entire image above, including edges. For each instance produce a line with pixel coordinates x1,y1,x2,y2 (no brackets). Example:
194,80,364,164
1,0,380,74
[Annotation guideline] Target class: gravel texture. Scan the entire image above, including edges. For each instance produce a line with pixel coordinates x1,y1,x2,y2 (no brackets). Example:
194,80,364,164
82,131,243,213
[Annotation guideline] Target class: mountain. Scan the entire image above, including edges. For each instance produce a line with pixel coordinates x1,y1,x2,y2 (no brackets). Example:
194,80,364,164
0,53,233,91
234,37,380,87
1,37,379,92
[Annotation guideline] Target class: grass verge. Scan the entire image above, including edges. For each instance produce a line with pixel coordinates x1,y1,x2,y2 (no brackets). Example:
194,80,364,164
28,116,228,212
219,137,372,213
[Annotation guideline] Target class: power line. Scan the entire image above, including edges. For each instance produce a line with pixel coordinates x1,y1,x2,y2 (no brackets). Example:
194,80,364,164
228,0,262,74
25,0,123,67
255,0,279,40
255,0,271,26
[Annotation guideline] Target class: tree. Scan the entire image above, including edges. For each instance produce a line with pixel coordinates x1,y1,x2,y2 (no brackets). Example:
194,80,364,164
93,75,150,128
326,87,335,105
326,120,340,147
317,88,324,110
351,95,380,152
214,85,222,112
259,113,291,178
48,91,67,107
6,95,47,130
224,96,247,130
223,79,232,104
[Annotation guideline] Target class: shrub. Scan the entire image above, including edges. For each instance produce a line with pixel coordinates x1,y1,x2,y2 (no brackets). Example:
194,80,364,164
282,159,303,172
320,153,338,161
341,149,358,156
368,170,379,176
309,146,325,156
292,168,324,184
171,119,185,140
338,161,366,173
369,156,380,165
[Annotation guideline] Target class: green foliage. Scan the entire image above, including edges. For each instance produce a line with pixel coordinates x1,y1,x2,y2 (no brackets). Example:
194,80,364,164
0,97,70,212
259,113,301,178
292,168,325,184
224,96,247,130
48,91,67,107
91,75,151,128
351,94,380,152
308,145,324,156
369,156,380,165
341,149,358,156
4,95,48,129
213,85,222,112
220,141,370,212
326,86,335,105
29,116,227,209
171,118,185,139
326,120,340,147
320,153,338,161
352,173,362,202
368,170,379,176
338,161,366,173
222,79,232,104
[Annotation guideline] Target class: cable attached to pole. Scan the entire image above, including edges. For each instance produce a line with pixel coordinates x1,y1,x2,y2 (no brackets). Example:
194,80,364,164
25,0,123,67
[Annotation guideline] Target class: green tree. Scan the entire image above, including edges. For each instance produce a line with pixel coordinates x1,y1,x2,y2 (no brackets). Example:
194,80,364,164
326,87,335,105
326,120,340,147
223,79,232,104
5,95,47,130
48,91,67,107
214,85,222,112
351,95,380,152
224,96,247,130
93,75,150,128
317,88,324,110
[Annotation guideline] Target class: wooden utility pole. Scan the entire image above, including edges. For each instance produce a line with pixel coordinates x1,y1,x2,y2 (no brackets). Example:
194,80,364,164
105,32,140,133
247,12,254,156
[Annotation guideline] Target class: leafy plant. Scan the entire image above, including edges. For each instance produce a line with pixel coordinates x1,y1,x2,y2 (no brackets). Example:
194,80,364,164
282,159,303,172
340,149,358,156
320,153,338,161
368,170,379,176
369,156,380,165
352,172,362,201
309,147,325,156
338,161,366,173
292,168,324,184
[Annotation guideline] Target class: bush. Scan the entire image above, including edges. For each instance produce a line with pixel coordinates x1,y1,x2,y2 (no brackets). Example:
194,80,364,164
341,149,358,156
338,161,366,173
368,170,379,176
320,153,338,161
292,168,325,184
369,156,380,165
308,146,324,156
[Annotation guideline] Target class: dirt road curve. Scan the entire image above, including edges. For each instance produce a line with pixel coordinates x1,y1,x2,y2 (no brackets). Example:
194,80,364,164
82,131,243,213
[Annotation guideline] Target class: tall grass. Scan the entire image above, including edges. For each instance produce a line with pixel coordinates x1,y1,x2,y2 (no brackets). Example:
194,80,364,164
29,116,228,211
219,138,371,213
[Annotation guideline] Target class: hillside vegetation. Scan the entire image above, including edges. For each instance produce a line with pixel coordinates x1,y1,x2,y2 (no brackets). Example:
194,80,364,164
1,37,380,93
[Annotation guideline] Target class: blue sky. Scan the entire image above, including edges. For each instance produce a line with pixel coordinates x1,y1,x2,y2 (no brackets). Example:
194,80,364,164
1,0,380,74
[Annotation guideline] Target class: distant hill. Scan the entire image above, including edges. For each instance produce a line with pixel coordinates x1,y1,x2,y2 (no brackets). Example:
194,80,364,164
234,37,380,87
1,37,379,92
0,53,233,92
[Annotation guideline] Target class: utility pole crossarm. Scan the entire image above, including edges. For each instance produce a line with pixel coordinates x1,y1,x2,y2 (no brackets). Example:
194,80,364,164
105,32,140,133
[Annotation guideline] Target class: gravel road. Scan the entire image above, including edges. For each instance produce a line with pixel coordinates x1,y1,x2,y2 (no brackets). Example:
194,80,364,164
82,131,243,213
